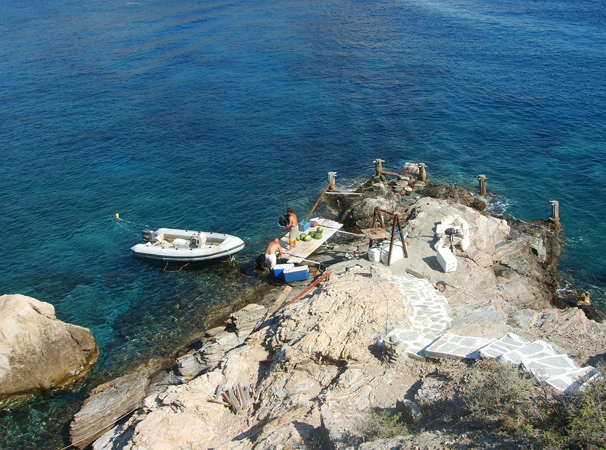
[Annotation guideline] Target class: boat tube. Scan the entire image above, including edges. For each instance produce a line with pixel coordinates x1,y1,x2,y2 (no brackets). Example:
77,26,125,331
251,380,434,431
131,228,245,262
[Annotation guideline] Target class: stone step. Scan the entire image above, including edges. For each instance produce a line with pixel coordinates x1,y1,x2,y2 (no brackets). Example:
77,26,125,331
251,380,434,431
545,366,600,392
479,333,529,359
386,329,440,360
424,333,496,360
388,274,600,392
486,338,598,392
500,339,561,365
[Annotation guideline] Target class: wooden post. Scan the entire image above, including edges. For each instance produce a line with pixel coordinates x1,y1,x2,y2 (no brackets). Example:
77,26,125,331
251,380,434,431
386,214,408,265
373,159,385,177
373,208,409,266
328,171,337,190
475,174,488,196
419,163,427,182
373,206,386,229
549,200,560,223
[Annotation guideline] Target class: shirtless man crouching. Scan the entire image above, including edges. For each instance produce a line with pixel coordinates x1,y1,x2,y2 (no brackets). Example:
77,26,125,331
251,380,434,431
265,238,283,270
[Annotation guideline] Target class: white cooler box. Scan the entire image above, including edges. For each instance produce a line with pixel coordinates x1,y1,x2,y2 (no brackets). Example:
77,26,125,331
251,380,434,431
380,242,405,265
436,247,457,272
274,263,295,278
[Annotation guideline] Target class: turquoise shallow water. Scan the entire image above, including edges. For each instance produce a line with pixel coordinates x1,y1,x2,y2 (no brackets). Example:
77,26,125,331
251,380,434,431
1,0,605,447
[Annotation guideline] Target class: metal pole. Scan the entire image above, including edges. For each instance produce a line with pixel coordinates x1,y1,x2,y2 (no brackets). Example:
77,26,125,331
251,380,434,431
396,215,409,258
388,217,397,266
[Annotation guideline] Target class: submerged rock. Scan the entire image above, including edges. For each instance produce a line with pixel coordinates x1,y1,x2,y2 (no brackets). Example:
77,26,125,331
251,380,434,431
0,294,98,401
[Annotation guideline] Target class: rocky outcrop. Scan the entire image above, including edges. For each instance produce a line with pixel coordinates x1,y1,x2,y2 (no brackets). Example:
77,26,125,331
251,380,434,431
336,183,399,230
265,270,413,365
398,197,555,314
79,184,605,450
0,294,98,401
87,269,417,450
418,183,487,211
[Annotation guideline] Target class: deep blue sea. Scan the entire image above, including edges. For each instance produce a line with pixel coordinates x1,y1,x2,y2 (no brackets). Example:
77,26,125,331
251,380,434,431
1,0,605,447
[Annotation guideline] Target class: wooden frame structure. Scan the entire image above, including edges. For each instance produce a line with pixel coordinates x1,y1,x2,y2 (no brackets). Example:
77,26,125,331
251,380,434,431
361,207,409,266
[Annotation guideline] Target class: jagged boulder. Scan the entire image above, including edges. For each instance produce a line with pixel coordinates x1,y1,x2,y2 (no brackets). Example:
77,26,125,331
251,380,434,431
419,184,486,211
176,304,267,379
267,268,413,365
338,183,399,229
0,294,98,401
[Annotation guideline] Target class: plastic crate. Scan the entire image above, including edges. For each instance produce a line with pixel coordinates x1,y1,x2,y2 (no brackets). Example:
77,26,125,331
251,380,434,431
298,220,311,232
283,266,309,283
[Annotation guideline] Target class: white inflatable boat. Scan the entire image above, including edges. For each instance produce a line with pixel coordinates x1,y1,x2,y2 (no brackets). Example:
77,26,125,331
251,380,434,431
131,228,245,262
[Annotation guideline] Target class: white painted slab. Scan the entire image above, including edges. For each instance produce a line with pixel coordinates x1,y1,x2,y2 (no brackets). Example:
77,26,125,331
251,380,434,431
500,340,560,365
479,333,529,359
425,333,495,360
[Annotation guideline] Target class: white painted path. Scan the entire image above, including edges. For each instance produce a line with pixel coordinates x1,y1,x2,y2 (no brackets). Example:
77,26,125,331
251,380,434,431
386,274,600,392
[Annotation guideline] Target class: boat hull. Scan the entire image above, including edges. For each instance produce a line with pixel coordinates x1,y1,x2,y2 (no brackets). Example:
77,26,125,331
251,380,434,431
131,228,245,262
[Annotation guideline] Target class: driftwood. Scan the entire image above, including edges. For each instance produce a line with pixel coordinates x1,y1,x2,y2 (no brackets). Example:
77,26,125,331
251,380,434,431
211,383,254,414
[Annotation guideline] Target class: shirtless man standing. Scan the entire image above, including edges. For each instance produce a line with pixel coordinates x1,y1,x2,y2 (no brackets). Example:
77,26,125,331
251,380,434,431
283,207,299,251
265,238,283,270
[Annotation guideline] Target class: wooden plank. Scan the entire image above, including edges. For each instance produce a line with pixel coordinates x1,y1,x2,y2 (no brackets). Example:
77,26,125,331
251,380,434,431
325,191,363,196
361,227,391,240
406,268,428,280
270,286,292,314
281,218,343,264
227,388,241,414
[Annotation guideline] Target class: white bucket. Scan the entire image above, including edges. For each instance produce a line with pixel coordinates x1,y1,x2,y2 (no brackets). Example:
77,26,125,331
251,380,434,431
368,247,381,263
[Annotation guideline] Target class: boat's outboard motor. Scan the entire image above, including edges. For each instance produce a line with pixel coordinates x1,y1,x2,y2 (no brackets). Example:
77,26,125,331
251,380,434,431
142,229,156,243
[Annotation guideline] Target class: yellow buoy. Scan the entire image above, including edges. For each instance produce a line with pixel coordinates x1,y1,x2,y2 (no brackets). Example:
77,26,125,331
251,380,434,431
115,213,120,220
